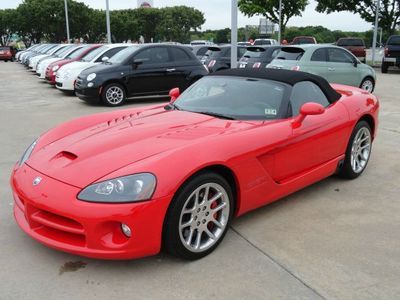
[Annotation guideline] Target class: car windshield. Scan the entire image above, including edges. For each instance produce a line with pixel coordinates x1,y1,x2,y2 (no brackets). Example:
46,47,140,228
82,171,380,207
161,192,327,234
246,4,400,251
337,39,364,47
0,47,10,51
203,48,224,58
66,45,91,59
276,48,304,60
243,48,265,58
388,36,400,45
108,46,140,64
254,40,272,45
174,76,286,120
81,45,107,62
56,45,75,57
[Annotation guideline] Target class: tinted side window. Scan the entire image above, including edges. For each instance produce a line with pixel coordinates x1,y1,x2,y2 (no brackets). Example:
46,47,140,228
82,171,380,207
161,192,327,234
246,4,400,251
238,47,247,58
328,48,354,63
289,81,330,116
170,48,191,61
97,47,126,62
135,47,170,64
196,47,208,56
311,48,327,62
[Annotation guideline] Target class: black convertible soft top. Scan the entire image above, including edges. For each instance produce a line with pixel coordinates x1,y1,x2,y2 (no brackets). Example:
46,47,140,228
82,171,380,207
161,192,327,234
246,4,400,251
209,68,342,103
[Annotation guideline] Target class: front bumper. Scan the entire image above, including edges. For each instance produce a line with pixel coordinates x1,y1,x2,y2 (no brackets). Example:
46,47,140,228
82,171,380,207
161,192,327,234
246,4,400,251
11,164,172,260
75,86,101,103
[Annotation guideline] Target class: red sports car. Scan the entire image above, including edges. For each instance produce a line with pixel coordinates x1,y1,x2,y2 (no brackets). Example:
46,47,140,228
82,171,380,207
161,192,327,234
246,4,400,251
10,69,379,260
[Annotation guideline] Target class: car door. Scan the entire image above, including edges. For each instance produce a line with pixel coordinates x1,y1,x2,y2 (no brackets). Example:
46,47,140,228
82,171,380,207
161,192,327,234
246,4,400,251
301,48,329,78
269,81,349,183
126,46,174,96
326,47,360,86
167,47,196,90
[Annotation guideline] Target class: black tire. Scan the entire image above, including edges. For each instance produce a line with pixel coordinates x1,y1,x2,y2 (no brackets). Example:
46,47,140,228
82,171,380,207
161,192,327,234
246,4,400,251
163,171,234,260
338,121,372,179
359,77,375,93
101,83,126,107
381,61,389,73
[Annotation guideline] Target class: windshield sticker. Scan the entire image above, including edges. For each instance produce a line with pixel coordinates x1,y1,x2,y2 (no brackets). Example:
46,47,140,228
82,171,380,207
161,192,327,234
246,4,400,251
265,109,277,115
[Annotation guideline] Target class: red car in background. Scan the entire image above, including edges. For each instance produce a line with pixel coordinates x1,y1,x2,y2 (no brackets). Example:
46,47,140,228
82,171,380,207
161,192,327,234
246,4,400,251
337,38,366,63
0,46,17,62
45,44,102,84
291,36,317,45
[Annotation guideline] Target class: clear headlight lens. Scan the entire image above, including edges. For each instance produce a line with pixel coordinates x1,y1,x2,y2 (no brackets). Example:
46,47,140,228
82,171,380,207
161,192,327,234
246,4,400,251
78,173,156,203
87,73,96,81
19,139,38,167
52,65,60,72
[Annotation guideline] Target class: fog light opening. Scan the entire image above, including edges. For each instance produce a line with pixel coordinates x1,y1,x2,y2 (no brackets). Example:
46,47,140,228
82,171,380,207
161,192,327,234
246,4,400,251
121,223,132,238
88,82,94,88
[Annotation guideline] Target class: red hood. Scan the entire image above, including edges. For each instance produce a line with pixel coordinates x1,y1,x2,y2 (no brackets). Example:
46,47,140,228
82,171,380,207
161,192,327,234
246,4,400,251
27,108,254,188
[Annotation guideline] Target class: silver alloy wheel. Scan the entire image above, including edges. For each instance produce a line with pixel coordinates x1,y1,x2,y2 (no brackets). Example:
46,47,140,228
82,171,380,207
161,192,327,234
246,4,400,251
105,86,124,104
350,127,371,173
361,79,374,93
179,183,230,253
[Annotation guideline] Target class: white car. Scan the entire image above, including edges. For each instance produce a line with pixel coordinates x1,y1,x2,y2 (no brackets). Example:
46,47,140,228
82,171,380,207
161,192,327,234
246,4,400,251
36,45,83,79
29,44,68,71
56,44,132,92
253,39,279,46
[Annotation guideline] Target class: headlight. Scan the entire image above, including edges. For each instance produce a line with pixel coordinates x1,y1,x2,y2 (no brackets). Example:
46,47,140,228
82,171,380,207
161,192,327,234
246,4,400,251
19,139,38,167
78,173,156,203
87,73,96,82
52,65,60,72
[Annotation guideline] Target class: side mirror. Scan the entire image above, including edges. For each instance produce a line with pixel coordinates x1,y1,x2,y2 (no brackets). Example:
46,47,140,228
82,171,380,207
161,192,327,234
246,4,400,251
169,87,180,102
353,59,359,67
292,102,325,128
101,56,109,62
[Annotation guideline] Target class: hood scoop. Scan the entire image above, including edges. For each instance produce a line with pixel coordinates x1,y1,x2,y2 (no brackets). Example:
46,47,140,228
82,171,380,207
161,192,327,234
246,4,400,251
49,151,78,168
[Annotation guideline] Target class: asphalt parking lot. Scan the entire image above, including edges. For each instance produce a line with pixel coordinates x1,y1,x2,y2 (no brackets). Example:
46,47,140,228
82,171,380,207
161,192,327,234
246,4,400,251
0,62,399,299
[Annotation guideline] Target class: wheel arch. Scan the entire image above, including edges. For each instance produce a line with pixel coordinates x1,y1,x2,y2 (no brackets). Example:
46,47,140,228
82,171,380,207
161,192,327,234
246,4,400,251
358,114,375,139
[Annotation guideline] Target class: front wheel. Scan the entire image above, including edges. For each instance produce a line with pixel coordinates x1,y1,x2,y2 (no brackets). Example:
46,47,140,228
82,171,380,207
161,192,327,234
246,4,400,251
101,83,126,106
163,172,233,260
338,121,372,179
360,77,375,93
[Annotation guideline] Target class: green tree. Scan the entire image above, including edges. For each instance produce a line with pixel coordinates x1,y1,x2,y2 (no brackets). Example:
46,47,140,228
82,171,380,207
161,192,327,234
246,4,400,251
238,0,309,36
0,9,19,45
315,0,400,36
158,6,205,43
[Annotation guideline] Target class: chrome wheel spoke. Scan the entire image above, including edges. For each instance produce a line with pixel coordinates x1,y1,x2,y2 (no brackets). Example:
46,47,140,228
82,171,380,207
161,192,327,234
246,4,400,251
179,182,230,253
350,127,371,173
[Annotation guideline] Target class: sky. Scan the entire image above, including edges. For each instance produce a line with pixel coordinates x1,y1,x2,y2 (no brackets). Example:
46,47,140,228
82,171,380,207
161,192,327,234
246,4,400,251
0,0,372,32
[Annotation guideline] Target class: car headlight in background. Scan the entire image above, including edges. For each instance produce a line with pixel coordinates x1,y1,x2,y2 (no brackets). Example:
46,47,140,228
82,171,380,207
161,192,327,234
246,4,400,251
78,173,156,203
19,139,38,167
52,65,60,72
87,73,96,82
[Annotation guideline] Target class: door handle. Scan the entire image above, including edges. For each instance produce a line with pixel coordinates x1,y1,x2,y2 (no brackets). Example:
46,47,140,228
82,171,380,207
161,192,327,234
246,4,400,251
166,68,176,72
328,67,335,71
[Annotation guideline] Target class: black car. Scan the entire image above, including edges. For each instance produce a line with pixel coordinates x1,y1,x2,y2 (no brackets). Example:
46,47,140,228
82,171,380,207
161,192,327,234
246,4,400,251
382,35,400,73
189,45,211,60
201,45,248,73
75,44,209,106
238,46,282,69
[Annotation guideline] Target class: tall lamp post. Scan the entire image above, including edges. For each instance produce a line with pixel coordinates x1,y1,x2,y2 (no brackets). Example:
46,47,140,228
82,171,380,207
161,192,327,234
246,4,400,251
64,0,70,43
371,0,380,65
231,0,238,68
106,0,112,43
278,0,282,44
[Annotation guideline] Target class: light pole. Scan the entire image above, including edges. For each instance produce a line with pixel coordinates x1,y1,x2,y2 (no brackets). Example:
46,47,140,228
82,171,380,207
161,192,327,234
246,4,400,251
106,0,111,43
231,0,238,68
371,0,380,65
64,0,70,43
278,0,282,44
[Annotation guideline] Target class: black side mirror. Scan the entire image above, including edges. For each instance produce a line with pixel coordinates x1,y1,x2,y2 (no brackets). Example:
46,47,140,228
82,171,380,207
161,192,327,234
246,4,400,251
353,59,359,67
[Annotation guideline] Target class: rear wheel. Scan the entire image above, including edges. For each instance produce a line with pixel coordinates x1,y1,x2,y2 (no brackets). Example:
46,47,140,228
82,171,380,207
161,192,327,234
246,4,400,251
381,61,389,73
360,77,375,93
338,121,372,179
101,83,126,106
163,172,233,260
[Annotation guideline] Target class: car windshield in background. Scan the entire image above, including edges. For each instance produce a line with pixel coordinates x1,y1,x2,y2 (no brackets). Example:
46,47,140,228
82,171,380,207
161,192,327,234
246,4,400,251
388,36,400,45
338,39,364,47
203,48,223,58
0,47,10,51
243,48,265,58
56,46,75,57
276,49,304,60
81,45,107,62
293,38,314,44
108,46,140,64
174,76,286,120
66,45,91,59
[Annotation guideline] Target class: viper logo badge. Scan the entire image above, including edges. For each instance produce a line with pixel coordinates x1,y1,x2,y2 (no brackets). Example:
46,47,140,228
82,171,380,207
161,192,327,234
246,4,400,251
33,177,42,186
